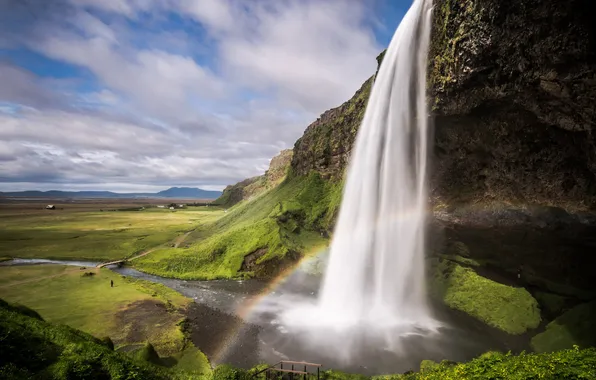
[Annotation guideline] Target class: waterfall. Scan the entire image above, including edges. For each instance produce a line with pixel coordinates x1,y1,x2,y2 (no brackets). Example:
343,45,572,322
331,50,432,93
263,0,439,362
315,0,435,328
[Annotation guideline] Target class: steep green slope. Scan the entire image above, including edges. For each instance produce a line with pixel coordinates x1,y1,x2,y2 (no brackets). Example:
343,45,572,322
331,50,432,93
134,172,339,279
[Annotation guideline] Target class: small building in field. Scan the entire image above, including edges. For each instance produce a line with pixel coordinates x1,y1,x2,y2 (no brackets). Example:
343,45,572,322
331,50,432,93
45,205,56,210
178,204,185,208
157,205,165,208
169,206,175,210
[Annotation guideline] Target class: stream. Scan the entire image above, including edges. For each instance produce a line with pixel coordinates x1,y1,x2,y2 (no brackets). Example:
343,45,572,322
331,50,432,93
0,258,530,375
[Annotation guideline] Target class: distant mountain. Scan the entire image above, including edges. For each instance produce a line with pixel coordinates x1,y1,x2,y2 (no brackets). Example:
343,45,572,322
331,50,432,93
155,187,219,198
0,187,222,199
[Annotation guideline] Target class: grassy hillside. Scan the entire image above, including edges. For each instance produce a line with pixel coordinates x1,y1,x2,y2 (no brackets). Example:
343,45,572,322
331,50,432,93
134,172,339,279
0,264,208,373
0,298,178,379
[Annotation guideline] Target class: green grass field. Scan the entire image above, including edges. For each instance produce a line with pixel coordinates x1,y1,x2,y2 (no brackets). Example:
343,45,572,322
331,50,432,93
0,206,224,262
0,264,209,372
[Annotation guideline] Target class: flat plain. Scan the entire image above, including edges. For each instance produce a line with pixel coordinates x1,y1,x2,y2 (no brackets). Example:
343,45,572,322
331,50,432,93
0,198,224,262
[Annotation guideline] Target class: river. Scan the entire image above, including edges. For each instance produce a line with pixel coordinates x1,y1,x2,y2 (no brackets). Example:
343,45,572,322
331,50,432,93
0,258,529,375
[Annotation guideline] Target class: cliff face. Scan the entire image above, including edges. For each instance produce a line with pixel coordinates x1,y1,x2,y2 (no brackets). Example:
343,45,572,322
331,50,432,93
291,0,596,210
281,0,596,296
215,149,293,207
291,51,382,178
430,0,596,209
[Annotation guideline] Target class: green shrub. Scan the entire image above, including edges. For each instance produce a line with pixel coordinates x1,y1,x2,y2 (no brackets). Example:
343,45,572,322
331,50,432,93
373,347,596,379
213,364,248,380
419,359,439,372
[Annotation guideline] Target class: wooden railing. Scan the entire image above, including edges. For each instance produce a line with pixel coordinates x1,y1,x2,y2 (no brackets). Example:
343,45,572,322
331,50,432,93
252,360,322,380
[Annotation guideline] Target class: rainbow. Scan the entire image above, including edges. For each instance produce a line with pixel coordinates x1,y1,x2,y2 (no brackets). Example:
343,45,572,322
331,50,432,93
209,244,329,365
207,209,431,365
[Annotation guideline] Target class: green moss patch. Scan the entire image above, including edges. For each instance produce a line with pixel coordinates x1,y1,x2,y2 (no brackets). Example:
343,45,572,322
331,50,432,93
429,258,541,334
531,301,596,353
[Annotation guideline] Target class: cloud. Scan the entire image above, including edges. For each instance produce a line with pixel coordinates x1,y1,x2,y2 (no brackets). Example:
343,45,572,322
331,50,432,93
31,15,227,122
0,0,388,191
0,62,68,109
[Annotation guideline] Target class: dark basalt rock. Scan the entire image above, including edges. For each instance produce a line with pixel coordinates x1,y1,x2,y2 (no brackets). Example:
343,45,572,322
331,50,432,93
430,0,596,208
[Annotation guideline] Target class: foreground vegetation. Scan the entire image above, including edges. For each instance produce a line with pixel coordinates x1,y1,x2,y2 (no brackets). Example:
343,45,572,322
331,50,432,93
0,265,208,372
0,205,223,262
376,347,596,380
0,298,209,379
134,173,337,279
3,298,595,380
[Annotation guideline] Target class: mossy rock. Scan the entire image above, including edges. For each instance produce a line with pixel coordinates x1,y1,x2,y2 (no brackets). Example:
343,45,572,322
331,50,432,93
429,258,541,334
531,301,596,353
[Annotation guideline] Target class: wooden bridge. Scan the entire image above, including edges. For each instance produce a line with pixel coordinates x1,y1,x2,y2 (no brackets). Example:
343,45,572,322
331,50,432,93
252,361,322,380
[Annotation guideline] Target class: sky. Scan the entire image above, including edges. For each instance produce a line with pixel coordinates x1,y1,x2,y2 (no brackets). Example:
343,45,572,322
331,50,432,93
0,0,408,192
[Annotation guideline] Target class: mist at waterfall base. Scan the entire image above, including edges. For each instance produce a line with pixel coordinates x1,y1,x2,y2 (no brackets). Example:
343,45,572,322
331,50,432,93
249,0,476,372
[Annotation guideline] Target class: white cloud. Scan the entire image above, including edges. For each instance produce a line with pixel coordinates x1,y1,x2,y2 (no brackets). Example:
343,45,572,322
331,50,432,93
0,0,385,191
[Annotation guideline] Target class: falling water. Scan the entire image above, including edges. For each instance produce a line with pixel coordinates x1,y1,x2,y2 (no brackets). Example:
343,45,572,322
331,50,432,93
247,0,440,365
316,0,435,328
274,0,438,357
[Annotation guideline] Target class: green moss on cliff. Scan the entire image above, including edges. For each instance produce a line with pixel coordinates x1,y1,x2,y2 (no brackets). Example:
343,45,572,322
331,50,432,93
429,258,541,334
531,301,596,353
292,77,372,178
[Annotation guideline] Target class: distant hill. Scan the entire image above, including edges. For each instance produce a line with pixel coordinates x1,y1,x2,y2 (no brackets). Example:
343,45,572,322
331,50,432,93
155,187,220,198
0,187,222,199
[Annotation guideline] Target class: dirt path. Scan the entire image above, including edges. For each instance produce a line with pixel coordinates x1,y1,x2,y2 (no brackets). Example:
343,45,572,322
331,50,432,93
96,229,194,268
173,231,192,248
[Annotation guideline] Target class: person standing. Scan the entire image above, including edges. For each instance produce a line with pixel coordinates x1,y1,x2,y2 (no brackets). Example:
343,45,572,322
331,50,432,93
110,280,114,288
